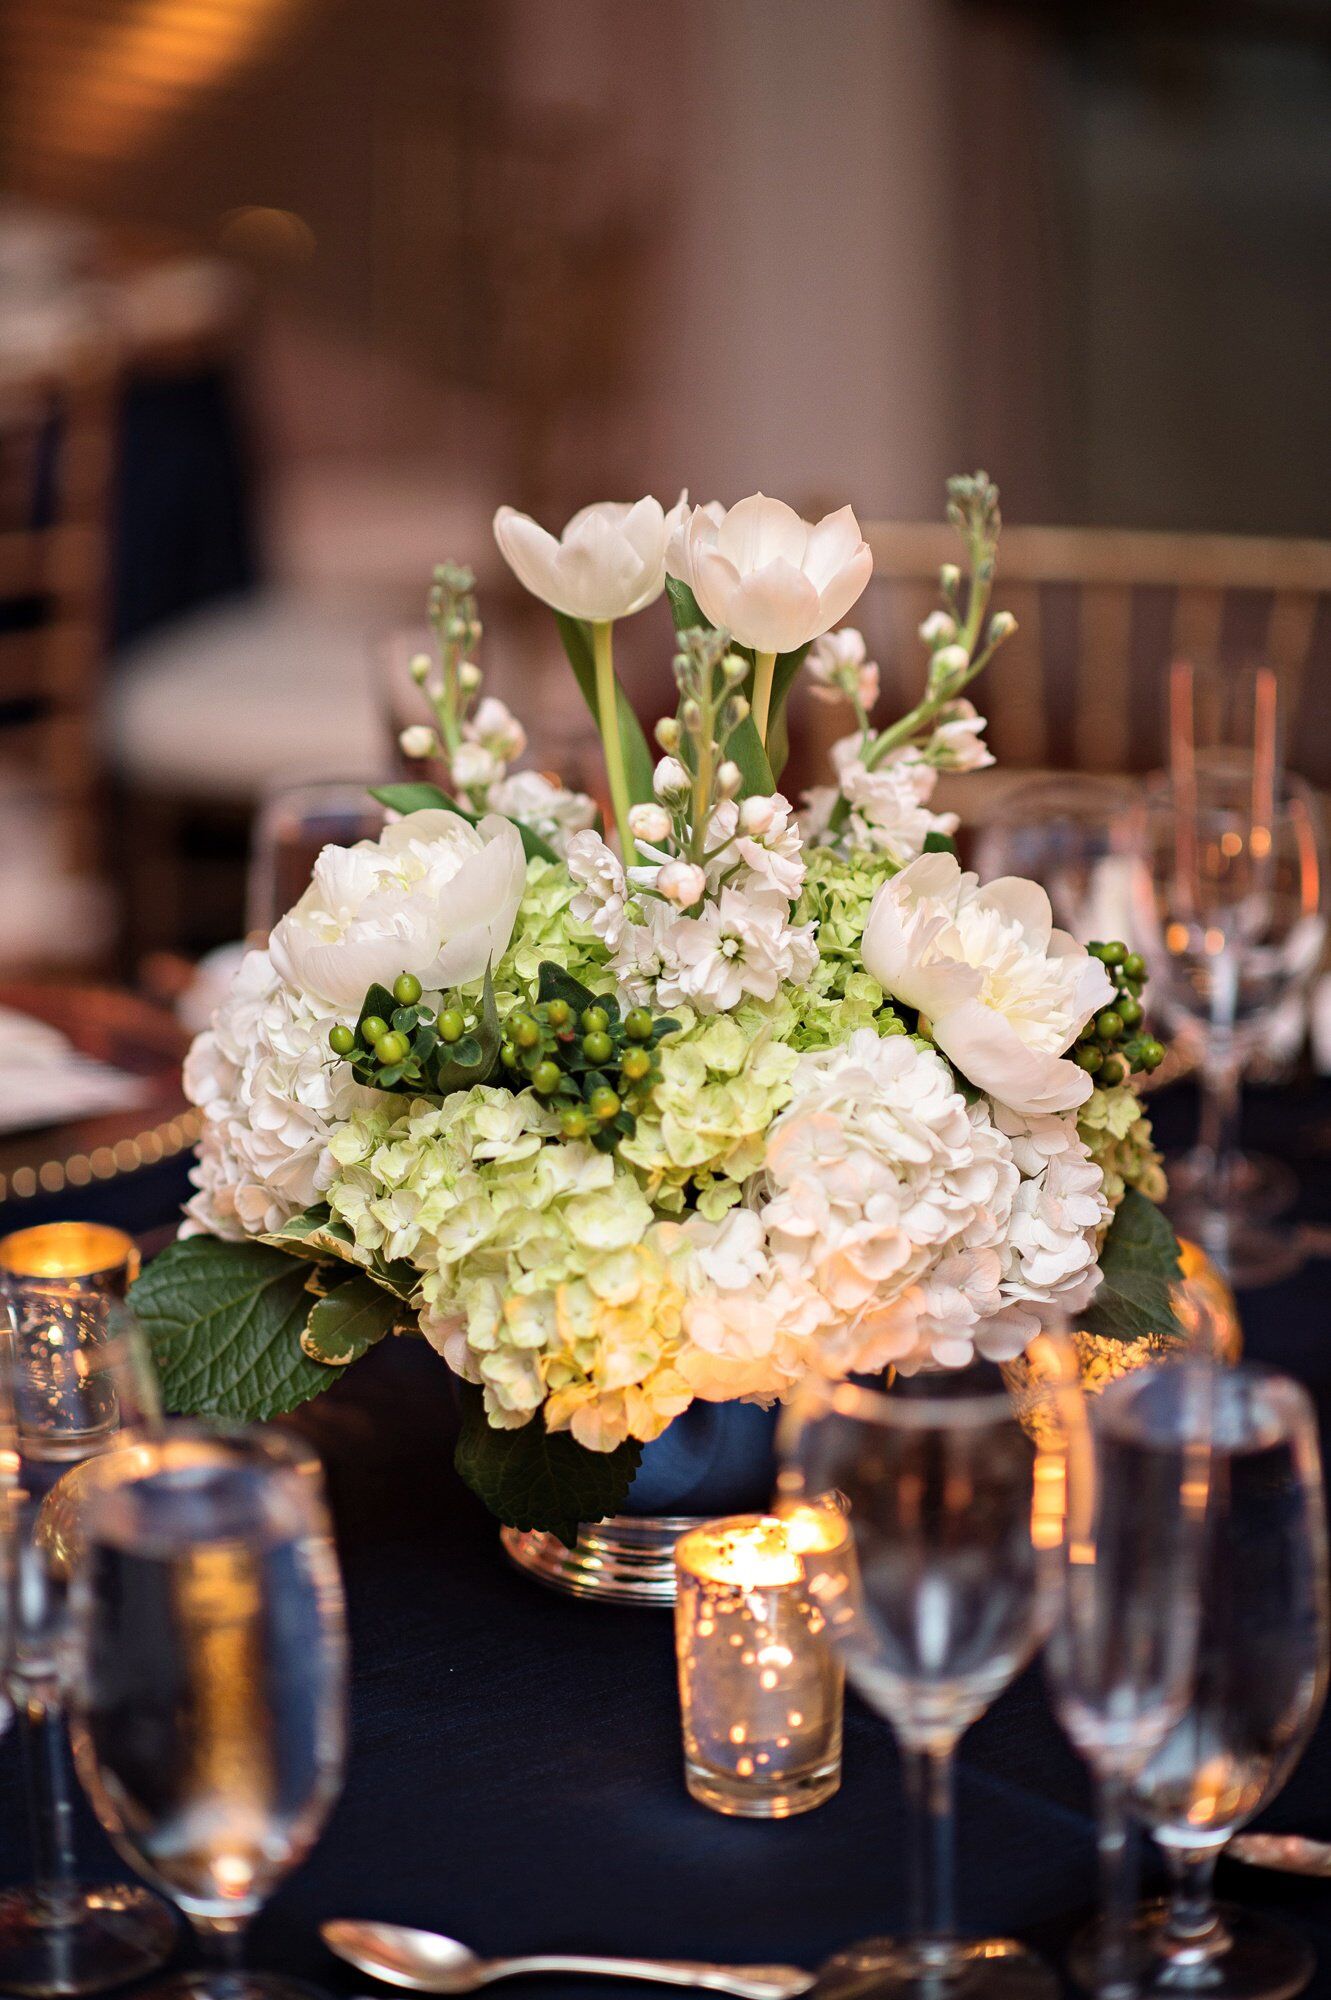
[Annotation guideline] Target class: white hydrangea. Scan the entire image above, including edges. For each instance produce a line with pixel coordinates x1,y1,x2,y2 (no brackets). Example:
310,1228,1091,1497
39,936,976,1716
181,949,384,1241
657,1208,831,1403
985,1104,1111,1352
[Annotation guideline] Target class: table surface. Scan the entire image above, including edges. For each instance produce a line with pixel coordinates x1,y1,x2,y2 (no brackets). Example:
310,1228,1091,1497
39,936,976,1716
5,1080,1331,1999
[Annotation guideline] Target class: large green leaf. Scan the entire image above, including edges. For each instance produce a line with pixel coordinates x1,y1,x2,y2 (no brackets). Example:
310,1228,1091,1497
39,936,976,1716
552,613,656,806
762,642,812,783
302,1273,403,1367
130,1238,334,1421
665,575,707,634
369,783,557,864
453,1382,642,1548
262,1208,418,1299
1081,1190,1183,1345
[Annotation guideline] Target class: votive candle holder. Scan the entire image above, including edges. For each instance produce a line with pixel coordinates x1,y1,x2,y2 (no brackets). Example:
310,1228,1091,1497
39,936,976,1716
674,1506,847,1818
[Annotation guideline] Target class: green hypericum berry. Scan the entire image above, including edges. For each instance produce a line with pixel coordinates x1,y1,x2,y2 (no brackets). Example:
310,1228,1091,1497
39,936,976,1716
376,1031,409,1065
583,1030,614,1065
1123,953,1146,981
393,972,423,1006
361,1015,388,1045
624,1008,653,1042
329,1024,356,1057
532,1060,561,1095
1141,1039,1166,1070
1096,1009,1123,1041
439,1008,466,1043
1075,1043,1104,1073
546,999,571,1029
621,1047,651,1083
500,1041,519,1067
1099,1054,1128,1088
1117,994,1143,1027
590,1086,621,1122
512,1014,541,1050
561,1109,589,1139
1101,941,1127,967
581,1005,610,1034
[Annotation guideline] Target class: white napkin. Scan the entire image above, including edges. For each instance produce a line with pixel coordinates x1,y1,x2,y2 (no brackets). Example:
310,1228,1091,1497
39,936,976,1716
0,1008,150,1137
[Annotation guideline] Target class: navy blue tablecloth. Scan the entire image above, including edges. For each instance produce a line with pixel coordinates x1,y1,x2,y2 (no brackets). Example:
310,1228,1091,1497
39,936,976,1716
3,1078,1331,1998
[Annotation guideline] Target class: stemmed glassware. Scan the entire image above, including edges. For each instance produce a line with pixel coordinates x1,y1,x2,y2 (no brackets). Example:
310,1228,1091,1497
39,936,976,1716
66,1423,348,2000
0,1223,177,1997
1124,764,1326,1286
1113,1364,1328,2000
1044,1364,1214,2000
778,1349,1085,2000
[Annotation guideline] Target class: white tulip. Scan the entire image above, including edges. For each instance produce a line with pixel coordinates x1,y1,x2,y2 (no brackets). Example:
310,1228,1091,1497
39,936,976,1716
269,810,526,1009
667,493,873,656
493,494,688,623
862,852,1115,1117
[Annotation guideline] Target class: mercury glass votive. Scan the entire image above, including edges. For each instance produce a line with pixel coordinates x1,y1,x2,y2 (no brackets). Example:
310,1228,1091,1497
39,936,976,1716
674,1508,847,1818
0,1222,143,1466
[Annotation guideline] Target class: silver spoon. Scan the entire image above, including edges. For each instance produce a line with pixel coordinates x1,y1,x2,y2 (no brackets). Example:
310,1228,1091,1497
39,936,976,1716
323,1919,815,1999
1228,1833,1331,1878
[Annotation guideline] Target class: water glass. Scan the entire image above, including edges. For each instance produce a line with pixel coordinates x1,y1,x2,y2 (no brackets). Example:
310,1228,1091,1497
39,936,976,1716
67,1424,347,2000
1045,1364,1214,2000
1120,1365,1328,2000
0,1225,176,1997
246,780,387,938
779,1352,1084,2000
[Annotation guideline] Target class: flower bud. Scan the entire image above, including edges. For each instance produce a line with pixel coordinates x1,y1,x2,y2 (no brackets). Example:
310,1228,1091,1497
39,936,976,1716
408,652,432,685
653,756,691,801
739,795,779,837
459,661,482,692
628,802,672,844
929,643,970,689
451,741,497,790
723,652,749,686
657,860,707,909
399,724,437,759
939,563,961,595
445,614,469,643
988,610,1017,644
681,699,703,734
655,716,681,752
715,760,741,800
918,610,958,647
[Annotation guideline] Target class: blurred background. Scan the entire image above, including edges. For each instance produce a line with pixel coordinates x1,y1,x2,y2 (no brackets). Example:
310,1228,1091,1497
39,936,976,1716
1,0,1330,1219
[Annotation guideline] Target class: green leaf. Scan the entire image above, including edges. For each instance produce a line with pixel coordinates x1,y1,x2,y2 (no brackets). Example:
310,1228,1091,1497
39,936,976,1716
665,575,709,634
129,1238,335,1421
725,715,776,799
369,782,557,865
763,643,812,782
662,579,809,790
923,830,958,856
1081,1190,1183,1345
302,1273,403,1367
453,1382,642,1547
536,960,598,1016
552,613,656,806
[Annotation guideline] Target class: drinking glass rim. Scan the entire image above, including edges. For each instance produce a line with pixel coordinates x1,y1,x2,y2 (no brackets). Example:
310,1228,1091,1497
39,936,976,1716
1095,1358,1315,1455
790,1368,1020,1433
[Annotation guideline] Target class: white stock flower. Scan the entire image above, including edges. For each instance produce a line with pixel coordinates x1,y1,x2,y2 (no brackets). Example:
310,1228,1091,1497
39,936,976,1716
269,809,526,1009
862,852,1115,1116
923,700,993,773
450,741,498,791
919,610,958,646
484,770,596,858
658,860,707,909
566,829,629,948
803,734,957,866
806,628,880,710
628,802,672,844
707,796,805,903
466,695,527,762
668,494,872,655
181,949,384,1241
653,756,690,801
398,724,436,759
493,494,687,622
655,889,818,1013
758,1031,1018,1371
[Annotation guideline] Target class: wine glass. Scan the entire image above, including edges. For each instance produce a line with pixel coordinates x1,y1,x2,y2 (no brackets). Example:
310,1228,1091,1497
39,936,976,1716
974,775,1138,944
1102,1365,1328,2000
1045,1363,1214,2000
778,1349,1085,2000
67,1423,348,2000
0,1225,177,1997
246,779,387,938
1125,767,1326,1287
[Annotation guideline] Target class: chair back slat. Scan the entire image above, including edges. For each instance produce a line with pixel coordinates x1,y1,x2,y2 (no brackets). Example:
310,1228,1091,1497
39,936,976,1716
1265,589,1321,716
1170,586,1226,671
1075,582,1135,772
984,580,1046,768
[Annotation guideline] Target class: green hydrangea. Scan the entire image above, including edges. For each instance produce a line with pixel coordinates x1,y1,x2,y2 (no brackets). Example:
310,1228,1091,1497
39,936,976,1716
1078,1084,1167,1210
791,846,907,1050
323,1087,690,1441
490,858,608,1009
618,999,802,1218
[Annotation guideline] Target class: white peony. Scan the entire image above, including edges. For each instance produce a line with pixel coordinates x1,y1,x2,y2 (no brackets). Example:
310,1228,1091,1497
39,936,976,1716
182,948,384,1241
269,809,526,1010
668,494,873,655
493,495,687,623
862,852,1114,1116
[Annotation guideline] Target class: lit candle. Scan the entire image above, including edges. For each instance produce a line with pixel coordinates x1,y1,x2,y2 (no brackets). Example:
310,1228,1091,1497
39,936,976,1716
674,1506,847,1818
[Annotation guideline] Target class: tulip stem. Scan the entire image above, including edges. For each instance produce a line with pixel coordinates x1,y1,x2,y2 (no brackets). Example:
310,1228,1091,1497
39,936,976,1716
752,651,777,746
592,620,637,866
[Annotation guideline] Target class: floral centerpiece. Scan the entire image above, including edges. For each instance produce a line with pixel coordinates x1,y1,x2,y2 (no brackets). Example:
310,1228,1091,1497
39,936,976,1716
133,475,1178,1545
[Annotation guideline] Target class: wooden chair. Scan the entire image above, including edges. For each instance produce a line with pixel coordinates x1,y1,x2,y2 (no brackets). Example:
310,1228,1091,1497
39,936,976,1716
852,521,1331,783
